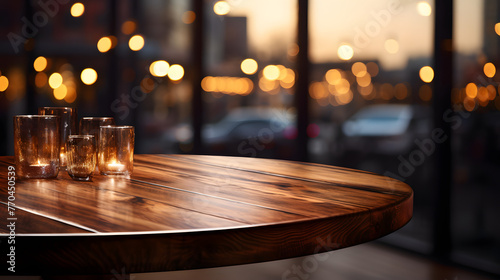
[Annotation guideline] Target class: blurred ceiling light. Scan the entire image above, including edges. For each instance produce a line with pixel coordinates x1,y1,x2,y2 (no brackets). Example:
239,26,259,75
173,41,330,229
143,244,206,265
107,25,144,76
33,56,48,72
81,68,98,85
150,60,170,77
417,1,432,17
122,20,137,35
70,3,85,17
419,66,434,83
0,76,8,92
241,58,258,75
262,65,280,80
168,64,184,81
484,62,496,78
213,1,230,16
97,37,112,53
182,11,196,24
129,35,145,51
325,69,342,85
495,23,500,36
48,73,63,89
337,44,354,60
384,39,399,54
351,62,367,77
53,84,67,100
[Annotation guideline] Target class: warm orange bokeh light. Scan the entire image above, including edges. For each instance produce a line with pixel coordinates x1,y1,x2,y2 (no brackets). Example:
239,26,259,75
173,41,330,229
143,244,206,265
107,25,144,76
419,66,434,83
34,56,48,72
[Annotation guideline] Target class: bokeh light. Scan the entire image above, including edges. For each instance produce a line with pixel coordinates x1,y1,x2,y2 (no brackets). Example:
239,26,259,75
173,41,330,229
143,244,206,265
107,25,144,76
64,86,77,103
419,66,434,83
263,65,280,80
214,1,230,16
33,56,47,72
35,72,47,88
150,60,170,77
241,58,258,75
97,37,112,53
395,83,409,100
122,20,136,35
351,62,367,77
182,11,196,24
48,73,63,89
417,1,432,16
337,44,354,60
325,69,342,85
0,76,8,92
129,35,145,51
384,39,399,54
484,62,496,78
168,64,184,81
81,68,98,85
53,84,67,100
356,73,371,87
495,23,500,36
70,3,85,17
366,62,379,77
465,82,478,98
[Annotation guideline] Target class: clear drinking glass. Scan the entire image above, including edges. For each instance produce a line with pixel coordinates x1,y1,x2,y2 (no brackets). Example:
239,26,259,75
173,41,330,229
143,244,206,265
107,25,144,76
98,126,135,176
66,135,97,181
38,107,78,168
14,115,60,179
80,117,115,170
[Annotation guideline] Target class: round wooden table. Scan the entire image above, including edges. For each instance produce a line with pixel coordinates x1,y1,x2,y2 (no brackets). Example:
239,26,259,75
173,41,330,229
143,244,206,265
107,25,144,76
0,154,412,277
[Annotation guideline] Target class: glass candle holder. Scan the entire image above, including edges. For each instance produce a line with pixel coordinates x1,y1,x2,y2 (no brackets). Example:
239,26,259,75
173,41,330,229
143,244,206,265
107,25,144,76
38,107,78,169
80,117,115,171
98,126,134,176
66,135,96,181
14,115,60,179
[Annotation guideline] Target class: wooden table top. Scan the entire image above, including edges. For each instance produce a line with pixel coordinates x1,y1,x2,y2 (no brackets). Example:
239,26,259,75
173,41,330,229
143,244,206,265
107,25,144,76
0,154,413,276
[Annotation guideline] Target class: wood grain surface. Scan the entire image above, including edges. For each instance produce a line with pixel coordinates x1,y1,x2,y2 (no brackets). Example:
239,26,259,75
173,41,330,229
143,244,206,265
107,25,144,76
0,154,413,276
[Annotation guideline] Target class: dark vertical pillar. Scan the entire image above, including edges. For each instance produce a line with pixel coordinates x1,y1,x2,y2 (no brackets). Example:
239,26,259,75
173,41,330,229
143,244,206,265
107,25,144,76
295,0,309,162
192,0,204,154
432,0,453,258
25,0,36,114
104,0,118,117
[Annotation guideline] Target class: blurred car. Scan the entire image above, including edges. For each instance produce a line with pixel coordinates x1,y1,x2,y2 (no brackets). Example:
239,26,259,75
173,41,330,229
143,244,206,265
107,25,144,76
335,104,431,171
164,107,297,159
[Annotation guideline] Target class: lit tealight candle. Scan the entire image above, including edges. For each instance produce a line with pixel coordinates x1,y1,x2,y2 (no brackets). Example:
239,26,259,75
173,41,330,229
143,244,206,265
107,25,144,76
107,161,125,172
31,160,49,167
